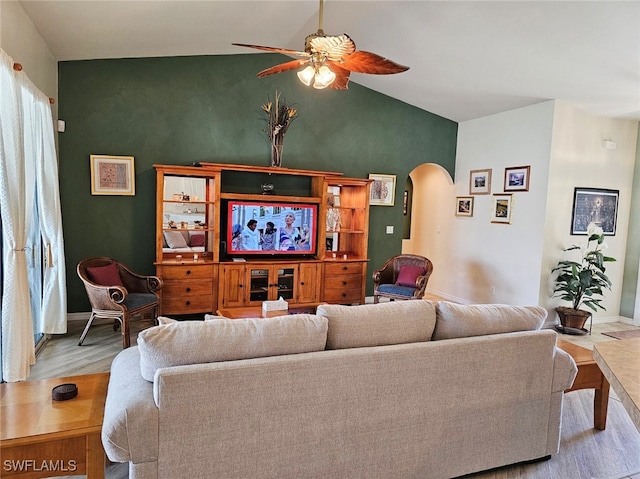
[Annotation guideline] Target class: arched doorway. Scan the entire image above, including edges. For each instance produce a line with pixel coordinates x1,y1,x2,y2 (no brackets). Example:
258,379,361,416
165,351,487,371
401,163,454,297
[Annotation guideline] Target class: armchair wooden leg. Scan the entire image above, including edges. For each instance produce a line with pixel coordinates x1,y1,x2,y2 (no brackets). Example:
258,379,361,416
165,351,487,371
374,294,380,304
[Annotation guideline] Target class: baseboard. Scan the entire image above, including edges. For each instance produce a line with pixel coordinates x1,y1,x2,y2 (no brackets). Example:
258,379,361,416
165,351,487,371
67,312,90,322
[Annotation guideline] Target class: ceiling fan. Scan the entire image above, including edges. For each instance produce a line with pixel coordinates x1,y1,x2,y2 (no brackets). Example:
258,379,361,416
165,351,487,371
232,0,409,90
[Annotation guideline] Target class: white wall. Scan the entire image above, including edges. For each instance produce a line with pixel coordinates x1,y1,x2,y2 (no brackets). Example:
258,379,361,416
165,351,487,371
408,100,638,325
0,1,58,117
542,101,638,320
438,101,555,305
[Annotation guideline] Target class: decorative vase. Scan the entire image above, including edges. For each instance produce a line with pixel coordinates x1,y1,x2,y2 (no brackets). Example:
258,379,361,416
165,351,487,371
555,306,591,334
271,136,284,167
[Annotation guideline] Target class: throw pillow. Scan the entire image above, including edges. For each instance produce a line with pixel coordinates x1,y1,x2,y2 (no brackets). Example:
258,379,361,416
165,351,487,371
163,230,189,249
432,301,547,340
395,265,426,287
189,233,205,247
317,301,436,350
86,263,124,287
137,314,328,382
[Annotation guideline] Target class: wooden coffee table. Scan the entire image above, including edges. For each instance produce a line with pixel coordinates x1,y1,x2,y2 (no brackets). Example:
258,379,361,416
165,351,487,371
0,372,109,479
557,339,609,430
217,304,320,319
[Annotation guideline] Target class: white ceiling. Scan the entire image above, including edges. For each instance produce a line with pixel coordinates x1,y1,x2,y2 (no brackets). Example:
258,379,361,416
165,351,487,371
17,0,640,122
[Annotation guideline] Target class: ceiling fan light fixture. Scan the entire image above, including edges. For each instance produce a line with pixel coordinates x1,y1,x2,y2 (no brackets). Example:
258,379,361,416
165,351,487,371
312,65,336,89
297,65,316,86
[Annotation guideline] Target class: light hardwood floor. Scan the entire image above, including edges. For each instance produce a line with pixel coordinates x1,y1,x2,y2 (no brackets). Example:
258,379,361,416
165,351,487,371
27,316,640,479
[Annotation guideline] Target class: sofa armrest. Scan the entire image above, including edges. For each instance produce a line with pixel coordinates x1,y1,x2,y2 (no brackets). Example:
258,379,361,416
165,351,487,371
552,346,578,392
102,347,159,464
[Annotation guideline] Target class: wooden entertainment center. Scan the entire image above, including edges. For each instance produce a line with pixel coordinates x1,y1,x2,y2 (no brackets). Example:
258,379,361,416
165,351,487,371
154,163,372,315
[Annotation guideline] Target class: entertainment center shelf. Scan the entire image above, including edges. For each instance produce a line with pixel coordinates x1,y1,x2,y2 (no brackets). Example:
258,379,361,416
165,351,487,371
154,163,371,315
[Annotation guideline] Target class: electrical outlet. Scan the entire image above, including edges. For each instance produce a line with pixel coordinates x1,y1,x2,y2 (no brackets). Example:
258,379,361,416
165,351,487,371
490,286,496,295
386,226,394,234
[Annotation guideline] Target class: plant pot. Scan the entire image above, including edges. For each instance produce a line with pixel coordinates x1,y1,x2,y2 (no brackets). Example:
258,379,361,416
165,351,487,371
555,306,591,334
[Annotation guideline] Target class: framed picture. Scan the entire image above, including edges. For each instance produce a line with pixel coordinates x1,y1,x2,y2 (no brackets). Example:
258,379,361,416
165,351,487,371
403,190,408,215
491,194,513,224
571,187,619,235
369,174,396,206
504,165,530,192
469,169,492,195
90,155,135,196
455,196,474,217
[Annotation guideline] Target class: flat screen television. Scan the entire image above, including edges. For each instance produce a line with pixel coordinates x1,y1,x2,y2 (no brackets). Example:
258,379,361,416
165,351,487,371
225,200,318,257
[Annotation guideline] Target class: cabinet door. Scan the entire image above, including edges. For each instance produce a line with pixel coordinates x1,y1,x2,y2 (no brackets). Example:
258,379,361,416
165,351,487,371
297,262,320,304
275,266,296,302
248,266,271,303
219,264,246,308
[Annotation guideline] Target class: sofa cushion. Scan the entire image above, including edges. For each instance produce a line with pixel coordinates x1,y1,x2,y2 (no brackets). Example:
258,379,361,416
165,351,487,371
163,230,189,249
189,233,205,247
86,263,124,287
433,301,547,340
317,301,436,350
395,265,425,286
157,316,178,325
137,314,328,381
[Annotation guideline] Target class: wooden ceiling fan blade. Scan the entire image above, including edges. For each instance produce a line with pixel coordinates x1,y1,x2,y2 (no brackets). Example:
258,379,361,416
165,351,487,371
232,43,308,57
326,63,351,90
339,51,409,75
257,59,310,78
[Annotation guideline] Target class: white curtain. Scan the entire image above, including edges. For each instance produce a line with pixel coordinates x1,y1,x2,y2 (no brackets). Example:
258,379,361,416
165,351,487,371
0,49,66,382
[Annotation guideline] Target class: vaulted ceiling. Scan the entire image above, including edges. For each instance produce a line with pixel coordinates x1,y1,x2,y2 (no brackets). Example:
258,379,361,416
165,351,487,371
17,0,640,122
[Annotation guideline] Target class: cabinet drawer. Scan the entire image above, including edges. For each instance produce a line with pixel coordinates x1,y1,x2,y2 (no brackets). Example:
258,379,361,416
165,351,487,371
161,264,214,280
163,281,212,297
324,274,362,291
162,295,212,314
323,288,362,304
324,262,363,275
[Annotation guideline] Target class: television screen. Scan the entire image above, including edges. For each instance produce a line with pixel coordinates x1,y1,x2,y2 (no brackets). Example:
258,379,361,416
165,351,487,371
226,201,317,256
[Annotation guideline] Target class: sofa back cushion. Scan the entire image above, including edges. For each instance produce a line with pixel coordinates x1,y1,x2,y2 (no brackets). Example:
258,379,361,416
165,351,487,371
137,314,328,381
433,301,547,340
317,300,436,350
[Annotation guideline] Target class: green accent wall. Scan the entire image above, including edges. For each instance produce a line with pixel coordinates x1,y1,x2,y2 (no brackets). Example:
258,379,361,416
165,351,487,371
59,54,457,312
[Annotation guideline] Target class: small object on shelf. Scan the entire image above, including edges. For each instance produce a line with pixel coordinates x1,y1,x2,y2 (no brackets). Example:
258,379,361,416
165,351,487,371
261,183,276,195
168,220,177,229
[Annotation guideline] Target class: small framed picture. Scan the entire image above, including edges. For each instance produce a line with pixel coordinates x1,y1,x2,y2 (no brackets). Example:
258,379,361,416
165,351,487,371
369,174,396,206
455,196,474,217
90,155,135,196
491,194,513,224
469,169,492,195
571,187,619,235
504,165,530,192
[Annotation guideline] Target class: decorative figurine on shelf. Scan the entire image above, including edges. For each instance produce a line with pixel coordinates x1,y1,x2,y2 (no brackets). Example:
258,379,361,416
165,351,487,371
262,90,298,167
168,220,177,229
261,183,276,195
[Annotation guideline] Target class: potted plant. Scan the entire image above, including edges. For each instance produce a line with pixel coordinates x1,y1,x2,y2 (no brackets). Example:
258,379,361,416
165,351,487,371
552,222,616,333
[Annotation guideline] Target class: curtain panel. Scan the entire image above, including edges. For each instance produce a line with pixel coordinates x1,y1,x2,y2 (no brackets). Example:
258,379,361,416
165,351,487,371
0,49,66,382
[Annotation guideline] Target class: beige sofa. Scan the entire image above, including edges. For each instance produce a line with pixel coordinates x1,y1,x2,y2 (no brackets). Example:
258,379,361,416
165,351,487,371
102,301,577,479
